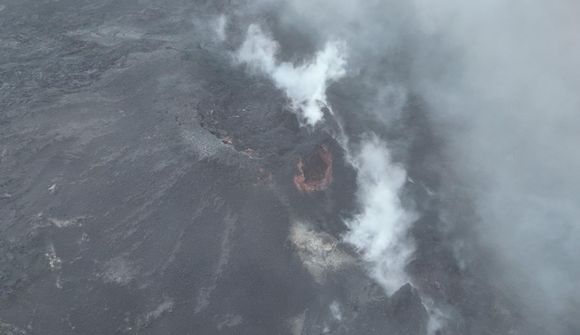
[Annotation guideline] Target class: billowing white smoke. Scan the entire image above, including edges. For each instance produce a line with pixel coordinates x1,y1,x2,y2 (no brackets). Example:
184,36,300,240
410,1,580,329
344,136,416,294
227,0,580,331
235,24,346,126
235,23,415,295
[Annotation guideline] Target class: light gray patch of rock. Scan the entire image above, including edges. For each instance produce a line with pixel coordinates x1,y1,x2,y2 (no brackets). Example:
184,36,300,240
217,314,243,331
135,297,174,329
195,212,238,313
0,320,27,335
101,257,137,285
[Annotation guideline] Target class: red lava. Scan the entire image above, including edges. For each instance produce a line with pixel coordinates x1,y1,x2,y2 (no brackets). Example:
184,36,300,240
294,145,333,193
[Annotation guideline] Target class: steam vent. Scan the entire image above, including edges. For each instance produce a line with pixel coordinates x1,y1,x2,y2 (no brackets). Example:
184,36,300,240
294,145,333,192
1,1,578,334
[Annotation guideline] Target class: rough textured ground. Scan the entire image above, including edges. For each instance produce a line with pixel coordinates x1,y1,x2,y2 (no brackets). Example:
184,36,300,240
0,1,547,334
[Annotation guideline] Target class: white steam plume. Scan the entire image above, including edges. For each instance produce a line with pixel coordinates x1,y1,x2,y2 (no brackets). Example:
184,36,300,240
411,1,580,330
235,24,346,126
234,22,416,295
344,136,415,294
229,0,580,332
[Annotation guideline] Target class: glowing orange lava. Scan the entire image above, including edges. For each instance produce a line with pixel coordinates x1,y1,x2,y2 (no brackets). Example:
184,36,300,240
294,145,333,193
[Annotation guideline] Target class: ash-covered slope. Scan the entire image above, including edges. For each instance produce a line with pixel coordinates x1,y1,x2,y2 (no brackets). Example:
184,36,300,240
1,1,578,335
0,1,416,334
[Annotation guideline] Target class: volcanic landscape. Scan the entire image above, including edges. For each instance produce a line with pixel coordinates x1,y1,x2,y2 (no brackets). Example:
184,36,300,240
1,1,579,335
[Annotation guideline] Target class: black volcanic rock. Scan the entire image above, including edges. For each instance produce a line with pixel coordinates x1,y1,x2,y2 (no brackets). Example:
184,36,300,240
348,283,428,335
0,1,555,334
387,284,429,335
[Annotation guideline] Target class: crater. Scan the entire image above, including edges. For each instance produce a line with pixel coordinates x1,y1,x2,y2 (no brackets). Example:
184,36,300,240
294,145,333,193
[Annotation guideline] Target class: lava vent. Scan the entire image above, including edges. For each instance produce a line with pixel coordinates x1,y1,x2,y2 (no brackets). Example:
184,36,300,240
294,145,333,193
